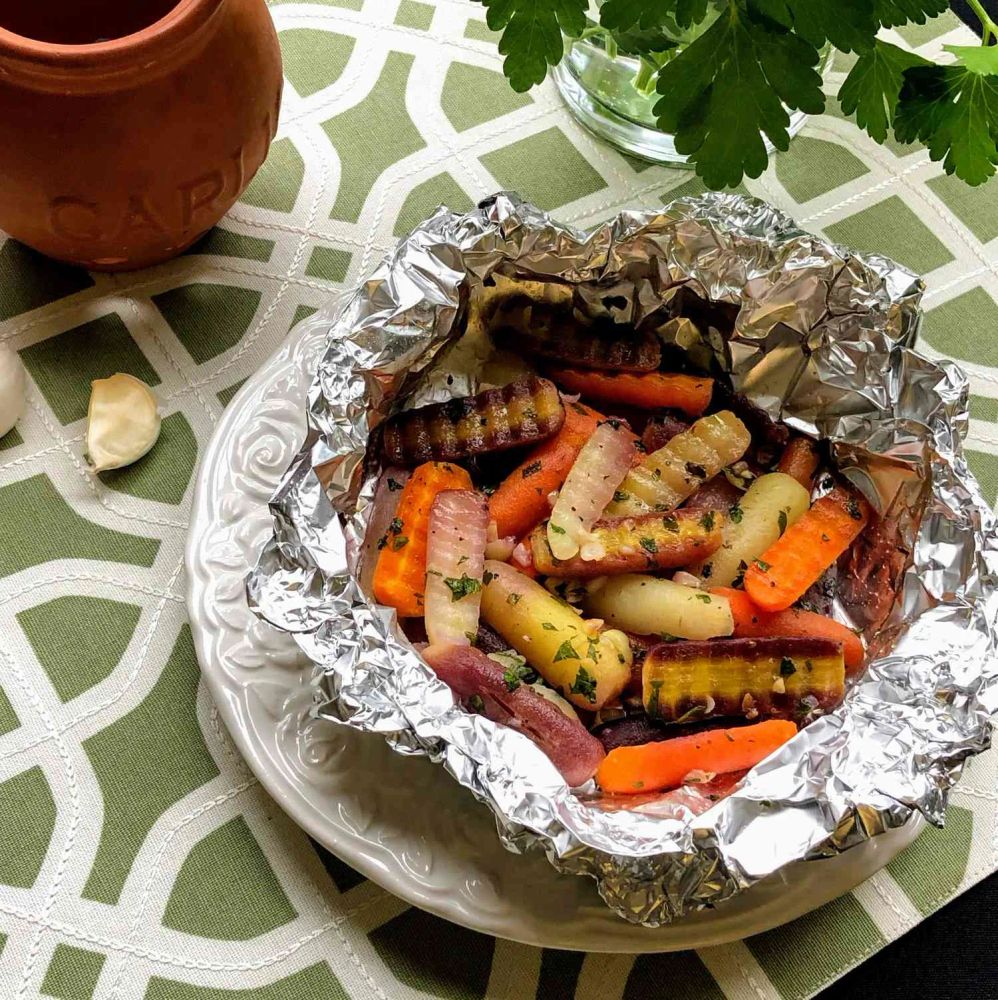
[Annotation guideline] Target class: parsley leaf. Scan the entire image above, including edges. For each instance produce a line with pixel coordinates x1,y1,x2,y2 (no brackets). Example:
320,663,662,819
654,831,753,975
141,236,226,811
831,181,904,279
569,666,598,702
748,0,875,54
779,656,797,676
839,40,928,143
553,639,579,662
872,0,947,28
444,574,483,601
601,0,708,32
640,536,658,554
894,46,998,184
654,6,824,188
480,0,588,92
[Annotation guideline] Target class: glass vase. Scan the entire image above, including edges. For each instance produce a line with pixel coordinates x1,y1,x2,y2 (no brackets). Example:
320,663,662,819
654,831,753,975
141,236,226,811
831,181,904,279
552,32,816,167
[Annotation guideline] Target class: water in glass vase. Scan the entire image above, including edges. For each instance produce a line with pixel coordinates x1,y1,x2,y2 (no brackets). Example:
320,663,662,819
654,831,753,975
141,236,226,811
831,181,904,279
552,27,813,168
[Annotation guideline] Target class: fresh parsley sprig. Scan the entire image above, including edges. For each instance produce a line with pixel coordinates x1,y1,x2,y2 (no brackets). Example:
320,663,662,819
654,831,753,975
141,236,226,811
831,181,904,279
476,0,998,187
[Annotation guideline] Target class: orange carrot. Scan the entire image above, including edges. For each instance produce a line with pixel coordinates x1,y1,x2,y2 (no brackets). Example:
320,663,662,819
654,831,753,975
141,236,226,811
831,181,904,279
372,462,472,617
778,436,820,489
488,401,605,539
595,720,797,794
545,368,713,416
744,485,871,613
712,587,865,676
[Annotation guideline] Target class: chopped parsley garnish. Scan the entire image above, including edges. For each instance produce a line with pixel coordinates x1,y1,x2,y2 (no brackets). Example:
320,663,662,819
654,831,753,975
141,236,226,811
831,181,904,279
541,622,557,630
389,516,403,534
502,659,534,692
699,511,715,531
387,477,404,492
468,694,485,714
729,504,743,524
506,591,521,605
549,523,567,535
552,639,579,662
753,558,771,572
639,536,658,554
647,679,664,716
695,593,711,603
613,489,630,503
779,657,797,677
521,461,542,479
376,535,388,551
443,574,482,601
391,535,409,551
569,666,598,703
483,569,496,585
662,515,679,532
777,509,788,535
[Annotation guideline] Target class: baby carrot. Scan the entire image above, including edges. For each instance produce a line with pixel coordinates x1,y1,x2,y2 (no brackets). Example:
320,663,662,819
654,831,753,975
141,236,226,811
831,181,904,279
488,401,605,540
777,436,820,489
372,461,472,617
711,587,865,676
743,485,871,613
545,368,713,416
595,719,798,794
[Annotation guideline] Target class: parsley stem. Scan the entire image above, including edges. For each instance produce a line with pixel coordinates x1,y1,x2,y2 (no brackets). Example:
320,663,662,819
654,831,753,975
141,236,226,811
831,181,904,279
634,57,659,95
966,0,998,43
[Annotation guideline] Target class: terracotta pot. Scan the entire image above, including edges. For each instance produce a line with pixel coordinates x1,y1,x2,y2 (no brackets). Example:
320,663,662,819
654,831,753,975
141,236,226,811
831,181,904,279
0,0,283,270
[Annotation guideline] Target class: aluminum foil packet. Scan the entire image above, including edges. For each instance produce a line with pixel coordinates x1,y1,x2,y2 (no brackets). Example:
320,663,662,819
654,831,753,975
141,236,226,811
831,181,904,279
247,192,998,925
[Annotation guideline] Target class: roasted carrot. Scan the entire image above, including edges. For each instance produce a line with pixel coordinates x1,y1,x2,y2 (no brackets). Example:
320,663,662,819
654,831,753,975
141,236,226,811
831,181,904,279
777,437,820,489
488,401,626,539
372,462,472,617
545,368,713,417
595,719,798,794
711,587,865,676
743,485,871,613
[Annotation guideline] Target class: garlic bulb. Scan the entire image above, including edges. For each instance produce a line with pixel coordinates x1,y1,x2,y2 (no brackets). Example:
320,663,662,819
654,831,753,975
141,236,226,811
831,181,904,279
0,344,26,439
86,373,161,473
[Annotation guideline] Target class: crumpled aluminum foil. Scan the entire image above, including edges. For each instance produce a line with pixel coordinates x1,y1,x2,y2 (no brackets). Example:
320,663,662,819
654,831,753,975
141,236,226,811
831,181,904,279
247,192,998,925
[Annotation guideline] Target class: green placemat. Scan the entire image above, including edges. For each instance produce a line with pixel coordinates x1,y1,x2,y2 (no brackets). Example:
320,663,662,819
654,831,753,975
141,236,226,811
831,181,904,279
0,3,996,997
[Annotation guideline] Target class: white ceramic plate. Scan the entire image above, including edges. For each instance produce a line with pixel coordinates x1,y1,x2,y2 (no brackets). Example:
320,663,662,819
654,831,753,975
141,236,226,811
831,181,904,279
185,319,923,952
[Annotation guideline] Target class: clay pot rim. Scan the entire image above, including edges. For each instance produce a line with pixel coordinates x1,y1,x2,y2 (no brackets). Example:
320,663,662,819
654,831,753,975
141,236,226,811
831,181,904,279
0,0,224,85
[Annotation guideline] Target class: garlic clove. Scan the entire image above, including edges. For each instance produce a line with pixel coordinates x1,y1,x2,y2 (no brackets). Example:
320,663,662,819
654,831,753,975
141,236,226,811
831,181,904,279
86,373,161,473
0,344,26,439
